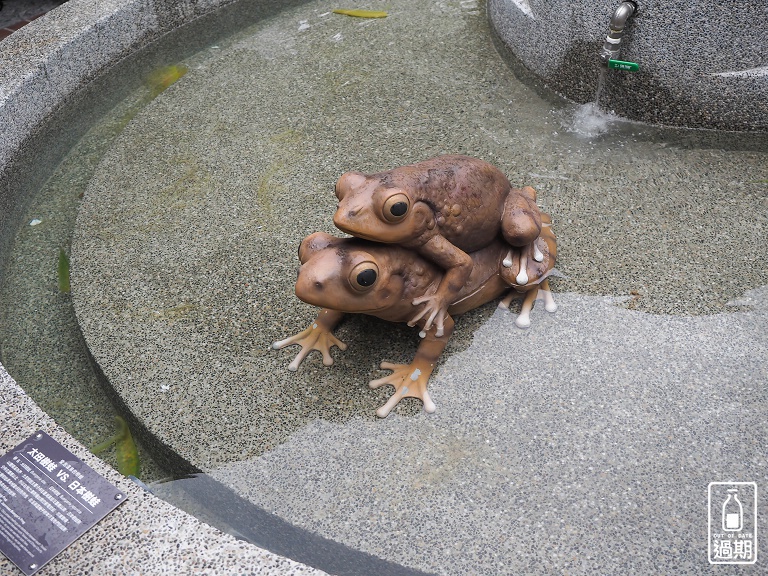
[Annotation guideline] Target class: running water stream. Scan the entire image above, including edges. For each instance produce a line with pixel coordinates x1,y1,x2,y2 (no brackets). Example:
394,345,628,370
567,68,618,138
594,67,607,103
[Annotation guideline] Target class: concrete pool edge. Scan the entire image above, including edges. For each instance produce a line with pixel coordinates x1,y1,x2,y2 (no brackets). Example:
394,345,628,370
0,0,324,573
0,369,326,575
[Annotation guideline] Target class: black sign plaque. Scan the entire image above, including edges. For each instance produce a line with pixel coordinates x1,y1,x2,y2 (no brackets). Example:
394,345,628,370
0,431,126,575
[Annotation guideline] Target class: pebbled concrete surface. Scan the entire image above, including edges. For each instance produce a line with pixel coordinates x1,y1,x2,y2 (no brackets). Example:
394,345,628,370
69,0,768,573
211,289,768,574
0,370,326,576
488,0,768,130
0,0,326,574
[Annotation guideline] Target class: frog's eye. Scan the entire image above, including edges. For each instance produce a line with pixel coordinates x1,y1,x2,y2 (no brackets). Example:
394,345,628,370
349,261,379,292
382,192,410,223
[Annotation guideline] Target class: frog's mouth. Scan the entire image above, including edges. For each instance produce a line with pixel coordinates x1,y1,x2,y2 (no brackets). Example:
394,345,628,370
334,224,404,244
337,228,377,242
333,212,401,244
332,216,370,240
297,292,389,314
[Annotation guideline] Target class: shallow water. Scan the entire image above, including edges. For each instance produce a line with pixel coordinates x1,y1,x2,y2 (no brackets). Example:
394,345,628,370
0,81,169,481
2,0,767,573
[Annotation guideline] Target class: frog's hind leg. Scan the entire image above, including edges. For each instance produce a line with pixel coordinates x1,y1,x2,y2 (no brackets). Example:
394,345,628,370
499,279,558,328
518,279,558,327
538,278,558,313
497,288,519,311
515,286,539,328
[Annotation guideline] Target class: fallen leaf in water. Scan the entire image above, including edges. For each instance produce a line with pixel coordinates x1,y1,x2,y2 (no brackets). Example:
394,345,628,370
146,64,189,98
333,8,388,18
57,248,70,293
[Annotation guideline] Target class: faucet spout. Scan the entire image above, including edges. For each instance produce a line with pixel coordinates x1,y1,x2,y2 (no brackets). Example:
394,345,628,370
600,1,637,65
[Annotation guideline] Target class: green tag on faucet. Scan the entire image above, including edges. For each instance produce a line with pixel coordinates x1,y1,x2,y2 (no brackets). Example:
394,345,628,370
608,59,639,71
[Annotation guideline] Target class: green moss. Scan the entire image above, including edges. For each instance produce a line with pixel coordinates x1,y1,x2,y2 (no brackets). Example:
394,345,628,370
57,248,70,293
90,416,140,478
146,65,189,99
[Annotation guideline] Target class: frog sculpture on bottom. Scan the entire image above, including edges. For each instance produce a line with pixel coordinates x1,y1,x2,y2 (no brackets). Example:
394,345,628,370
273,155,558,417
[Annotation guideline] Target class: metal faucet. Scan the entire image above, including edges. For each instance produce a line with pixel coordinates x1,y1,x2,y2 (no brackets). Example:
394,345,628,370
600,1,637,65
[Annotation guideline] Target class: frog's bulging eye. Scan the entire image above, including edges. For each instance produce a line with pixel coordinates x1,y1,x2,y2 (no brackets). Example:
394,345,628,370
349,261,379,291
382,193,410,223
390,202,407,216
357,269,377,286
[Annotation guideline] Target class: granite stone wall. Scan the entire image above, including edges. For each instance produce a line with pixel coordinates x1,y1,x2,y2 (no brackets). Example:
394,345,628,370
488,0,768,130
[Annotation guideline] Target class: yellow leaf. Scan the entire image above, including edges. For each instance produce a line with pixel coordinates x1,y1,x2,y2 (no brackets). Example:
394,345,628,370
333,9,388,18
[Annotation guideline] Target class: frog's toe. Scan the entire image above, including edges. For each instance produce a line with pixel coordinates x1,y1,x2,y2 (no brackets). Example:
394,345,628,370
275,322,347,372
369,362,399,389
287,356,303,371
515,313,531,329
272,330,306,350
497,291,515,310
422,389,436,413
375,382,434,418
502,249,514,268
376,394,401,418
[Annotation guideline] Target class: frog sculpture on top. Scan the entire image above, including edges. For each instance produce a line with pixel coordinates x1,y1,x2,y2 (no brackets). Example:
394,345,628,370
273,155,558,417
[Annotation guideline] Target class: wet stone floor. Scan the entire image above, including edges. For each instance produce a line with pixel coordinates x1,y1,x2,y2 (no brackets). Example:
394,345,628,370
4,0,767,574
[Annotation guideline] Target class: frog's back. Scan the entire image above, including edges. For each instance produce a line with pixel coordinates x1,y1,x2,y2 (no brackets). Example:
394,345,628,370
386,155,511,251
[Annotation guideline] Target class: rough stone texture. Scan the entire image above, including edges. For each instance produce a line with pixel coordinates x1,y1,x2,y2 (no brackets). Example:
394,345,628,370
1,0,767,573
212,289,768,574
488,0,768,130
0,371,326,575
0,0,156,167
0,0,66,29
0,0,323,573
0,0,243,267
69,0,767,573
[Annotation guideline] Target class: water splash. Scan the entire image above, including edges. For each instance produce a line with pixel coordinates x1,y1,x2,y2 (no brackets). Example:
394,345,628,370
560,69,619,138
566,102,618,138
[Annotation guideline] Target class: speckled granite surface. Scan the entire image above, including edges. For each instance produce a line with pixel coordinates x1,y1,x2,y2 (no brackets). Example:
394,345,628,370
69,0,768,573
0,0,326,573
0,0,66,29
488,0,768,130
0,370,326,575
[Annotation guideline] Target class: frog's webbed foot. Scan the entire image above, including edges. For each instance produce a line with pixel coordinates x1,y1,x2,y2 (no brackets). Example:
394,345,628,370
369,361,437,418
408,294,449,337
272,309,347,371
368,321,452,417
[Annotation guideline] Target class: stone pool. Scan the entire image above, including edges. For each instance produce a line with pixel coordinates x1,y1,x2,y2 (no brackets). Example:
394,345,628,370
1,0,766,574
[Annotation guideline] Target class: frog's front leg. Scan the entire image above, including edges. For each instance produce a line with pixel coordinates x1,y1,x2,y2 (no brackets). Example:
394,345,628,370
501,186,542,281
409,235,472,338
369,317,454,417
272,308,347,371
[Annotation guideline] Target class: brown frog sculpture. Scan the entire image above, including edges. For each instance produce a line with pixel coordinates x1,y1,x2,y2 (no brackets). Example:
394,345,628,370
272,218,557,417
333,155,543,338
